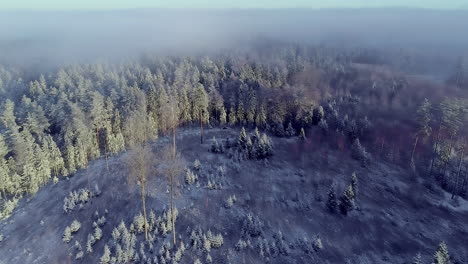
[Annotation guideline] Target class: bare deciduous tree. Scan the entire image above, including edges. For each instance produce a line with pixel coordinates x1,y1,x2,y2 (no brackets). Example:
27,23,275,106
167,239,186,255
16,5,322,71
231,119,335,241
156,146,185,246
126,144,155,241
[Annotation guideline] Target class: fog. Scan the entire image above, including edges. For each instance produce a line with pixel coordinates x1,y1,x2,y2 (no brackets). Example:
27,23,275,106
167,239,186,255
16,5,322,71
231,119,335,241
1,8,467,68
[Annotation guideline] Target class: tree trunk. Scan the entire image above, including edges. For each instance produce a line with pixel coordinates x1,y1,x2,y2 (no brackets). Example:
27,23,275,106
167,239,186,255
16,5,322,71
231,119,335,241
410,135,419,164
443,133,455,177
452,139,466,199
200,112,204,144
141,183,148,241
171,126,176,246
170,171,176,245
104,129,109,171
429,124,442,178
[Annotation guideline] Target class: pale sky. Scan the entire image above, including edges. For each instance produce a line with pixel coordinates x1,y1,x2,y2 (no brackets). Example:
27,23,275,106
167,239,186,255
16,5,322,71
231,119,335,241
1,0,467,9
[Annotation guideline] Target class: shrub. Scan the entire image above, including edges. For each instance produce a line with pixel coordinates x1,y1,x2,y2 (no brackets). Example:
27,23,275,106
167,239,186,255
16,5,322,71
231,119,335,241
194,258,202,264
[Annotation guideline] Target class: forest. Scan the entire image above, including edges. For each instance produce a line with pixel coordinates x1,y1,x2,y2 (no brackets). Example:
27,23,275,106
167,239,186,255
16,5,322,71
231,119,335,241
1,8,468,264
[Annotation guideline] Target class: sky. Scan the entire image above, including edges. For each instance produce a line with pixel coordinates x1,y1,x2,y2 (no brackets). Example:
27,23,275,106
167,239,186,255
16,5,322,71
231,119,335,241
1,0,467,9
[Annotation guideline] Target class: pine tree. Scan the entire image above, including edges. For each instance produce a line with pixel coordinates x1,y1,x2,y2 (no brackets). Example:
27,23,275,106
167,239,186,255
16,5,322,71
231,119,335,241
178,87,192,124
434,241,450,264
100,244,111,264
0,134,11,198
326,184,337,213
65,144,77,174
312,105,324,125
351,138,370,166
256,133,273,159
339,185,355,215
351,172,358,198
228,106,237,126
237,101,245,125
193,84,209,144
43,135,65,177
219,106,227,125
255,105,267,129
318,119,329,135
253,127,261,142
411,98,432,164
246,136,253,159
211,137,221,153
285,122,296,137
238,127,248,149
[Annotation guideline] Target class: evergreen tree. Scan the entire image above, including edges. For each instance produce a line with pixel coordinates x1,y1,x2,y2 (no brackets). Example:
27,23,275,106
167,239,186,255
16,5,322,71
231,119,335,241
228,106,237,126
318,119,329,135
246,136,253,159
178,87,192,124
411,98,432,164
100,244,111,264
351,172,358,198
0,134,11,198
219,106,227,125
237,101,246,125
351,138,370,166
193,84,209,144
253,127,261,142
312,106,324,125
434,241,450,264
339,185,355,215
43,135,65,177
238,127,248,149
255,105,267,129
256,133,273,159
285,122,296,137
326,184,337,213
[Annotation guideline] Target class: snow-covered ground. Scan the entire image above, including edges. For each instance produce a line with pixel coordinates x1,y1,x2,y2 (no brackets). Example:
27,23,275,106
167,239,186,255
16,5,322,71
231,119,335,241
1,128,467,264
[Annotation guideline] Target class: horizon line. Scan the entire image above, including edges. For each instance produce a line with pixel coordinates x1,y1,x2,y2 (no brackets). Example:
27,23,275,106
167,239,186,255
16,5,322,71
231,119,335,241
1,6,467,11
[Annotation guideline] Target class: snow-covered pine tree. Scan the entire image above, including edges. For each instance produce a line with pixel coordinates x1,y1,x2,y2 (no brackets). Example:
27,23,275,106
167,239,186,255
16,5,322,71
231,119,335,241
285,122,296,137
339,185,355,215
326,184,337,213
434,241,450,264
